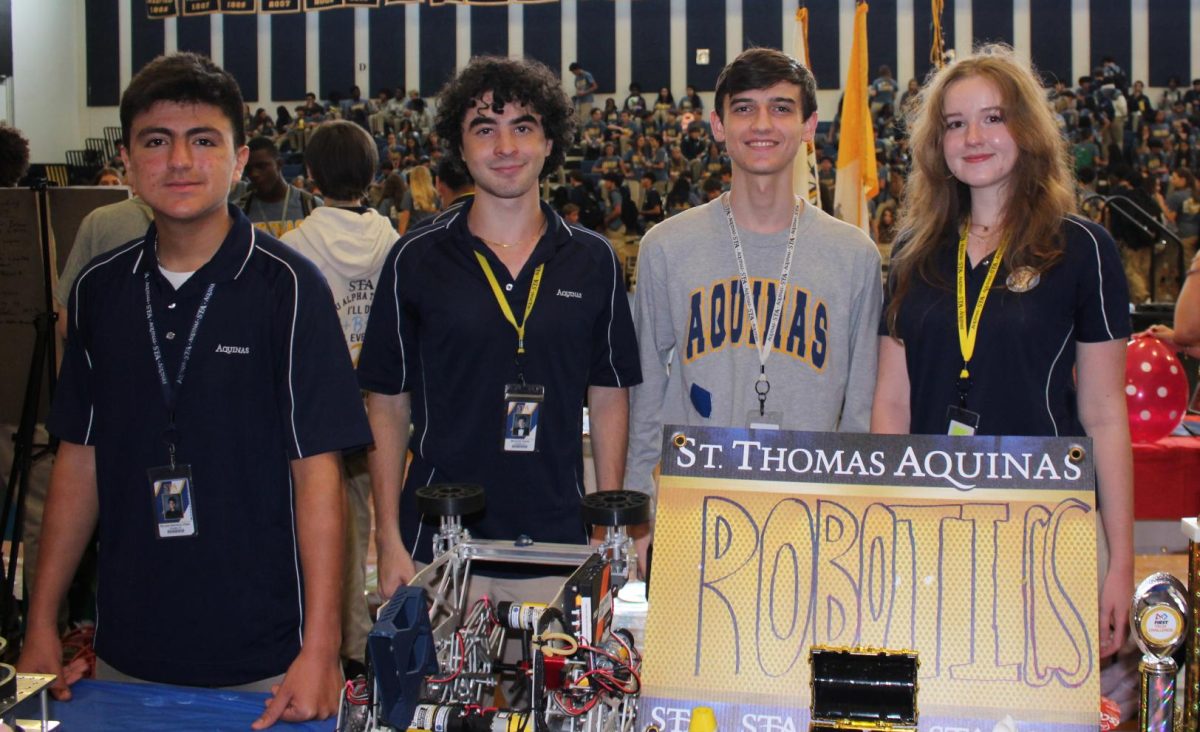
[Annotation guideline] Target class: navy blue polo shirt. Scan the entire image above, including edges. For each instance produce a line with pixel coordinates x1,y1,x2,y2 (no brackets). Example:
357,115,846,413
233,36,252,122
357,199,641,566
883,216,1130,436
49,205,371,687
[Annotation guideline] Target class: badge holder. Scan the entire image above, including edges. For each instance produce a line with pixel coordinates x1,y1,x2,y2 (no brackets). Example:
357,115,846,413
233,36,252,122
148,440,198,539
746,370,783,430
503,384,544,453
946,375,980,436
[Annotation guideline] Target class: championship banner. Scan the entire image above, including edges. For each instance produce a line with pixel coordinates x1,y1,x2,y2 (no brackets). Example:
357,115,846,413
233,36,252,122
640,426,1101,731
305,0,344,9
146,0,179,18
182,0,219,14
219,0,257,12
260,0,302,12
345,0,383,7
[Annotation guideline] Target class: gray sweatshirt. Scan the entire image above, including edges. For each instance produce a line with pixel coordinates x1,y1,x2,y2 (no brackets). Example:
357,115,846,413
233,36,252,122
625,197,882,496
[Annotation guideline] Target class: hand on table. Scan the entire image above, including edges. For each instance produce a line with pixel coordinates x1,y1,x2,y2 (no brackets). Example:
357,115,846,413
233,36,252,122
252,647,342,729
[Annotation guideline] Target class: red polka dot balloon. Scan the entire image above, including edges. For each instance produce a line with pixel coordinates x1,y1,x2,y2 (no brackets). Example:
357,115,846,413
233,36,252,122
1125,335,1189,444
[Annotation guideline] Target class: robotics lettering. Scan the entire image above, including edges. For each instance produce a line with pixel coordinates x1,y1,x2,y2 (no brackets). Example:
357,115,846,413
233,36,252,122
693,495,1093,688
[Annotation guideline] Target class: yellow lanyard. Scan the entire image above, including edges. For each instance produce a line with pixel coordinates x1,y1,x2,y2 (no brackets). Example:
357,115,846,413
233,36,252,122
474,251,544,355
956,223,1006,380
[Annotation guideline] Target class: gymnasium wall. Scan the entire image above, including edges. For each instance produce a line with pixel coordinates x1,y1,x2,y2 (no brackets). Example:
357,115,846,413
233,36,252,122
10,0,1200,162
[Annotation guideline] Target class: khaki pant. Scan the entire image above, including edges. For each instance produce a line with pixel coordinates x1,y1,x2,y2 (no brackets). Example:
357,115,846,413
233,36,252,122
1121,244,1152,303
95,657,287,693
341,451,372,664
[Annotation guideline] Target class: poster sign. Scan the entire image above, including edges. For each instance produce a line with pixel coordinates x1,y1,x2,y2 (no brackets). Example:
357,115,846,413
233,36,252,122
260,0,302,12
640,426,1100,731
219,0,258,13
181,0,219,14
146,0,179,18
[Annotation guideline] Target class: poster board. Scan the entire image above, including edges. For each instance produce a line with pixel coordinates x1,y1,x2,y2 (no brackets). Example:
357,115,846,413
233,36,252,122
0,189,45,425
0,186,131,424
639,427,1100,732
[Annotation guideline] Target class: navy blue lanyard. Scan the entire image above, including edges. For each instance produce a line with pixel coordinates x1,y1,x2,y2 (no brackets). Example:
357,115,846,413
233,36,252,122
144,272,216,465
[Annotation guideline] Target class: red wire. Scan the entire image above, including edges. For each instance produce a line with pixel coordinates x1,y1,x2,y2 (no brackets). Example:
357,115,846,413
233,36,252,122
429,631,467,683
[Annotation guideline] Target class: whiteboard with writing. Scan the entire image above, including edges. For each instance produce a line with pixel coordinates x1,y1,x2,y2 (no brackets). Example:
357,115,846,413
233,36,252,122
639,427,1099,732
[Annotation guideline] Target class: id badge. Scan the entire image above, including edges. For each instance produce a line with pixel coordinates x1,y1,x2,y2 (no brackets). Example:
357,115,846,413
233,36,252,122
504,383,545,453
148,464,198,538
946,405,981,436
747,410,784,431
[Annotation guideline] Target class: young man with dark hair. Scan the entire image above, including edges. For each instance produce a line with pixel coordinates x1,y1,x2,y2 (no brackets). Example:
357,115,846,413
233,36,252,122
281,119,395,676
18,52,370,728
357,55,640,605
239,136,321,236
625,48,880,547
0,124,30,186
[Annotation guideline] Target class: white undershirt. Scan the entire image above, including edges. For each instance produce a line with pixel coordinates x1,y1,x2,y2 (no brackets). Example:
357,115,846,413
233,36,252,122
158,265,196,289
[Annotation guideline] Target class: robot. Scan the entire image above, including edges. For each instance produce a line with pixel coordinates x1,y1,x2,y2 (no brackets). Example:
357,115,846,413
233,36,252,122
339,485,650,732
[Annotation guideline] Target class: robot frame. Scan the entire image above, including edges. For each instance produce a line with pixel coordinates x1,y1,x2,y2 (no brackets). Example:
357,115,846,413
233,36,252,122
338,485,651,732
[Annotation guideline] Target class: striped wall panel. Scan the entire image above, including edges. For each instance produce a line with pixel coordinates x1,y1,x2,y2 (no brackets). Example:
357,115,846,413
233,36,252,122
223,11,258,102
177,14,212,57
1030,0,1071,84
470,4,508,58
418,3,457,95
319,7,355,99
741,0,781,54
685,0,723,90
270,11,305,101
806,0,840,90
576,0,616,94
865,0,897,86
630,0,671,96
106,0,1197,109
1149,0,1190,88
368,4,404,95
86,0,121,106
1089,0,1130,81
523,2,561,75
971,0,1012,48
913,0,953,83
131,1,165,75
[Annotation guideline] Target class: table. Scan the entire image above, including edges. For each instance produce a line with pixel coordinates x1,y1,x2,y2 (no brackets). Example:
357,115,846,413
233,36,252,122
10,679,335,731
1133,434,1200,519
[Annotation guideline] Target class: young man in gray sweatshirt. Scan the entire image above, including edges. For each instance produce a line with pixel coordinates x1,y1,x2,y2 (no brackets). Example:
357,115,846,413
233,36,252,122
625,49,882,542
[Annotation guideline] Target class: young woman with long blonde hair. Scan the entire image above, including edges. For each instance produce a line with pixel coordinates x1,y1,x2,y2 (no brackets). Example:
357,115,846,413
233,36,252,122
871,45,1133,659
397,164,441,234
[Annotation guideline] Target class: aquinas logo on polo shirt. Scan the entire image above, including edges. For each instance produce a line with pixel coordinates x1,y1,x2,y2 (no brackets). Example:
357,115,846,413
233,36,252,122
214,344,250,355
556,289,583,299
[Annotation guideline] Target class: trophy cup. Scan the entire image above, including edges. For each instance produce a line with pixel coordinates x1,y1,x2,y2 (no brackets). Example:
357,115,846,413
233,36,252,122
1131,572,1189,732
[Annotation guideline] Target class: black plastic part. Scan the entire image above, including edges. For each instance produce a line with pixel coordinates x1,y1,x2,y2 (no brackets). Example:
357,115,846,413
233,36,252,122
415,483,486,517
581,490,651,526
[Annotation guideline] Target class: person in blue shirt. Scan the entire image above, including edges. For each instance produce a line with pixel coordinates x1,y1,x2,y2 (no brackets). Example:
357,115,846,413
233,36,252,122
18,53,370,729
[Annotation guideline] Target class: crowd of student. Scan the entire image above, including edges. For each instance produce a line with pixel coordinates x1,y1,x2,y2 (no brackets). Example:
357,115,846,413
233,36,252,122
77,54,1200,309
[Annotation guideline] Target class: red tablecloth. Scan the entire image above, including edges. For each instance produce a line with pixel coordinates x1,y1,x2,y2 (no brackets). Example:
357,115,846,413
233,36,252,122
1133,434,1200,519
